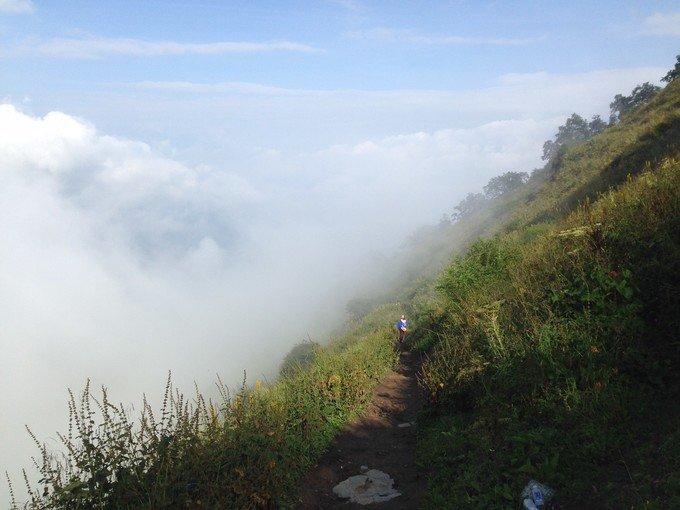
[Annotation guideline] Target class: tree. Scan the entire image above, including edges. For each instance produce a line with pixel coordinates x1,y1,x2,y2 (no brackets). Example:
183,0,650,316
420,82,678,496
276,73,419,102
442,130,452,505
483,171,528,199
438,213,453,228
588,115,607,135
609,82,661,123
542,113,612,162
452,192,488,221
662,54,680,83
542,113,592,160
542,139,559,162
546,144,568,180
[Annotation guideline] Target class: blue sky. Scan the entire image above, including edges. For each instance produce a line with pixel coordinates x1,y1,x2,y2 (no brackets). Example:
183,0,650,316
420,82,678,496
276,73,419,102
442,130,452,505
1,1,679,496
3,1,679,92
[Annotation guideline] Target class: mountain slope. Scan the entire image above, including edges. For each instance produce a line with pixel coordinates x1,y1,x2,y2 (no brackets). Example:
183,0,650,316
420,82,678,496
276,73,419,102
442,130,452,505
409,79,680,508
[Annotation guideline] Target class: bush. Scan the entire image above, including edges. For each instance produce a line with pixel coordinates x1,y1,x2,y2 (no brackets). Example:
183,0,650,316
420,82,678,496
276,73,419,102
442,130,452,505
279,341,320,377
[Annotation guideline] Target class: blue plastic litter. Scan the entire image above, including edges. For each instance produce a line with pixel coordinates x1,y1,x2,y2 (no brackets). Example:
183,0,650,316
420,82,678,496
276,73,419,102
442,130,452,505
521,480,554,509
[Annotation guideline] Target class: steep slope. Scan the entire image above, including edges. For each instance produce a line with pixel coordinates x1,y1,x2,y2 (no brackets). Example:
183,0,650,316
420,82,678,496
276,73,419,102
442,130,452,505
409,80,680,508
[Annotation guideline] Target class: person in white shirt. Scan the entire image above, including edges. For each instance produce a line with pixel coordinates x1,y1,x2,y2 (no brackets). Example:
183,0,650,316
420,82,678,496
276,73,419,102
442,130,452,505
395,315,408,343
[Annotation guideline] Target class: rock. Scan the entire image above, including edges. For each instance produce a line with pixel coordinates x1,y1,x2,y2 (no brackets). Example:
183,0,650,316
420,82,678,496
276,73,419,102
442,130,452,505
397,422,413,428
360,465,369,473
332,469,401,505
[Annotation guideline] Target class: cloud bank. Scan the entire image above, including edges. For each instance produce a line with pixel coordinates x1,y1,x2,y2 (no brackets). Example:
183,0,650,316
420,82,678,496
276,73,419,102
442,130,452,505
0,104,354,495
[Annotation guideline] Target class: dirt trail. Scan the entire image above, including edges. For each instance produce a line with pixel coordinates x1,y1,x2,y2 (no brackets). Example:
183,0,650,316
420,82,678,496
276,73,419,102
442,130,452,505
295,350,427,509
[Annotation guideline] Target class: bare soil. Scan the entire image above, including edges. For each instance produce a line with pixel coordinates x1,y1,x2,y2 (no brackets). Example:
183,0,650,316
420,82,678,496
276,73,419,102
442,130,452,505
295,350,428,509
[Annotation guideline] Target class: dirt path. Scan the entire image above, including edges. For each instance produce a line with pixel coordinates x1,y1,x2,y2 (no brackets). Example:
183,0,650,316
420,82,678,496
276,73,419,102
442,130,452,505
295,350,428,509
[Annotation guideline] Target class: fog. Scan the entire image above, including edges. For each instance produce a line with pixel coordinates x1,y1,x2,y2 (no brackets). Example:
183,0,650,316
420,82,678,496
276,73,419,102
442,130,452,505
0,66,663,500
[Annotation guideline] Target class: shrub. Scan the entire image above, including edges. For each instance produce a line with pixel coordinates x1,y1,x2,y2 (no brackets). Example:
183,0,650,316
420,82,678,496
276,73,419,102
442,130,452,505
279,341,320,377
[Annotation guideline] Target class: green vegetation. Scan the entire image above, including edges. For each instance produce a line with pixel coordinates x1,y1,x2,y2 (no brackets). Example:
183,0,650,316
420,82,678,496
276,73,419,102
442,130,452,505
408,79,680,507
278,340,320,377
416,160,679,508
662,54,680,83
542,112,607,161
609,82,661,124
12,305,400,509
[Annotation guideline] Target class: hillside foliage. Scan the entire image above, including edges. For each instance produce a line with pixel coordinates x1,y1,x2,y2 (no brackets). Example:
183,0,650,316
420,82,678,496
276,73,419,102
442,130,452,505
407,78,680,508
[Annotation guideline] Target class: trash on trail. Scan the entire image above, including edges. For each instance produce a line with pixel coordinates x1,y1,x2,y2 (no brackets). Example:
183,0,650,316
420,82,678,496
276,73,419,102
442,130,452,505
521,480,554,509
332,469,401,505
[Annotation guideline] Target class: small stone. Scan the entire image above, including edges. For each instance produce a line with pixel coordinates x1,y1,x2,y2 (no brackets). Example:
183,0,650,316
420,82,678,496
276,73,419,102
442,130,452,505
397,422,412,428
360,465,369,473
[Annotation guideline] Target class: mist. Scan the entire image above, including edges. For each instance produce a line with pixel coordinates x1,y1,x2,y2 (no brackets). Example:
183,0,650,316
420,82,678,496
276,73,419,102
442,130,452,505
0,65,664,500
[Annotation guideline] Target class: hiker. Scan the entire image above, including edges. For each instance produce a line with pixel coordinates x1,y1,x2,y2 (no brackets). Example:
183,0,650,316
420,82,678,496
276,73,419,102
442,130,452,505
395,315,408,343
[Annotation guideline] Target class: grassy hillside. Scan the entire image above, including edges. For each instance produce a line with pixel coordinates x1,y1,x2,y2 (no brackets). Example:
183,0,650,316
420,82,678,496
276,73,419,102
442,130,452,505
409,79,680,508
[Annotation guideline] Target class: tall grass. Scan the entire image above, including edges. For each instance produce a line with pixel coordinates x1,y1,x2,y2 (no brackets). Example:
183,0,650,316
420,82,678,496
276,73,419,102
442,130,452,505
11,305,401,509
415,159,680,508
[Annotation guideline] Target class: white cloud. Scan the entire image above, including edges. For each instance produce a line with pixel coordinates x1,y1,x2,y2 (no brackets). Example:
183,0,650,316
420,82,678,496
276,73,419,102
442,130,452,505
10,36,320,58
0,104,259,257
0,0,33,13
346,27,539,45
644,12,680,36
124,66,664,126
254,118,554,231
116,66,665,233
133,81,299,96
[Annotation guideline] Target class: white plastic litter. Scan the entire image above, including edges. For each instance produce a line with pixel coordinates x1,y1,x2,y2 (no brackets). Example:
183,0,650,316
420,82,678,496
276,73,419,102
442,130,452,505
332,469,401,505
